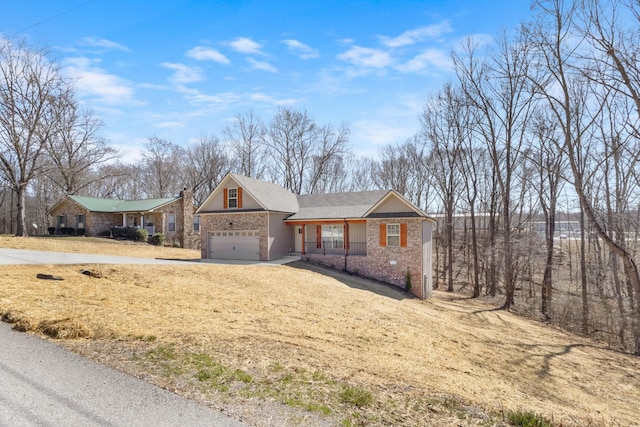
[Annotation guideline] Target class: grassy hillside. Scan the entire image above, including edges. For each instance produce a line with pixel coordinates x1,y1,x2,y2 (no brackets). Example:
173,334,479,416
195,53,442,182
0,236,638,426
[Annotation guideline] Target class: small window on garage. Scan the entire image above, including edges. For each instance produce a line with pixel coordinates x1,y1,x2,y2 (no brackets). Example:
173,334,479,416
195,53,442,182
228,188,238,208
193,215,200,232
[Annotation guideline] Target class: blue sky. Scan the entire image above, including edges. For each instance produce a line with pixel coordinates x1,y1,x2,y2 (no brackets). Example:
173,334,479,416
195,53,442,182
2,1,534,160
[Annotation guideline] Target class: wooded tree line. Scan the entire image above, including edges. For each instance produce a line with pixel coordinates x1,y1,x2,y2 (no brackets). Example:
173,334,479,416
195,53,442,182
2,0,640,352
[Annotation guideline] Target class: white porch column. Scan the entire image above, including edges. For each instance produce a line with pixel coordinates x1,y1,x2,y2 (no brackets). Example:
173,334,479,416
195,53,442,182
122,213,127,227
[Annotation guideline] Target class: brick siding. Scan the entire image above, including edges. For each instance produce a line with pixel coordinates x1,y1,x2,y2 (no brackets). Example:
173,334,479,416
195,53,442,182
304,218,426,298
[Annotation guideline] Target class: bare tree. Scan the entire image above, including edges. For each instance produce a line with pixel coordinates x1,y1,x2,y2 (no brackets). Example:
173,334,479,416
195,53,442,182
44,96,118,195
0,38,71,236
223,110,267,179
306,122,350,194
141,136,182,198
180,135,229,205
373,142,412,196
421,83,465,292
263,107,317,194
454,30,536,309
528,110,566,318
86,162,144,199
345,156,379,192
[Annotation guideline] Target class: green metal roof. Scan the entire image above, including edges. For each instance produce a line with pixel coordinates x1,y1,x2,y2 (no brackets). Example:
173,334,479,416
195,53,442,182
68,195,180,213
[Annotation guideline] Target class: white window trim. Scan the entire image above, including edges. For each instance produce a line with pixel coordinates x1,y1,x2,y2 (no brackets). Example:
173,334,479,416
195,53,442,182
387,223,400,247
228,187,238,209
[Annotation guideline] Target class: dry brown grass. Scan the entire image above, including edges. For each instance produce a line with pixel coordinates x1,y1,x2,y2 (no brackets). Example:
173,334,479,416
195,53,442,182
1,236,639,426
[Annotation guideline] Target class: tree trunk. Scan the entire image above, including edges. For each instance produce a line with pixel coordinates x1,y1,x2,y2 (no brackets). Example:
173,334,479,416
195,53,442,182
447,195,454,292
15,183,28,237
541,204,556,319
470,204,481,298
579,207,588,335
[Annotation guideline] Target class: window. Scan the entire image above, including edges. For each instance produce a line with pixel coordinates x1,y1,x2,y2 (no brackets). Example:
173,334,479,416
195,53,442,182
168,214,176,232
58,215,67,228
322,225,344,249
228,188,237,208
77,214,85,229
387,224,400,247
193,215,200,232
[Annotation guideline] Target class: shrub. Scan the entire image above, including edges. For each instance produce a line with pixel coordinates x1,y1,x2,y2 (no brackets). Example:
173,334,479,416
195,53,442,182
76,228,86,236
506,410,553,427
134,228,148,242
405,270,412,292
339,385,373,407
110,226,139,240
150,233,165,246
47,227,55,235
61,227,75,235
172,241,181,248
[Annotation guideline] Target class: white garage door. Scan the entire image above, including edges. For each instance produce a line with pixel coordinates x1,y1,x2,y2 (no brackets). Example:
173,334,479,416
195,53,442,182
208,230,260,260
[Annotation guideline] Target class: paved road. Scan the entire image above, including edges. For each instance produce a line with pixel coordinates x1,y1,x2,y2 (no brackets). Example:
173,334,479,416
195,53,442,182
0,248,202,266
0,322,245,426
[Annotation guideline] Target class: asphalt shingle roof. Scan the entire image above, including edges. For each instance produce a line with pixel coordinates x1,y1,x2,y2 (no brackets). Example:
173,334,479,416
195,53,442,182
230,173,300,213
287,190,389,220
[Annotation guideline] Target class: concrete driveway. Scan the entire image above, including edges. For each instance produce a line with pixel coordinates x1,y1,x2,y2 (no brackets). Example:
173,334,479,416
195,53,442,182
0,248,299,266
0,248,202,265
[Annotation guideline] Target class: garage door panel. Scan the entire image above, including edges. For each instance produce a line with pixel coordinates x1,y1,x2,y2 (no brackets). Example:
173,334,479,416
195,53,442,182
208,231,259,261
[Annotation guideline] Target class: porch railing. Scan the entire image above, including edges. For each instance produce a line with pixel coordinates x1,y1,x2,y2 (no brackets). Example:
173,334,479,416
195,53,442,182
303,241,366,256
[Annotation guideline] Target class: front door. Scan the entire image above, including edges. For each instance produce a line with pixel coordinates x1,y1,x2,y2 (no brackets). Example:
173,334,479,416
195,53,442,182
294,226,302,253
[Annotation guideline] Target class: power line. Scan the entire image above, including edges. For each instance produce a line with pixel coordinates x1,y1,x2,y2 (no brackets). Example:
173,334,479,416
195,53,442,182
10,0,97,37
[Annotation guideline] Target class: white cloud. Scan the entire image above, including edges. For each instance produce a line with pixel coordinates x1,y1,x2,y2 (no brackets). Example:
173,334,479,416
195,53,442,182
380,21,453,48
62,57,138,106
249,92,270,101
275,98,299,106
157,121,185,129
454,33,494,52
396,48,453,73
186,46,230,64
353,120,410,146
282,39,319,59
247,58,277,73
177,86,240,105
337,46,392,68
78,37,130,52
228,37,263,54
161,62,204,84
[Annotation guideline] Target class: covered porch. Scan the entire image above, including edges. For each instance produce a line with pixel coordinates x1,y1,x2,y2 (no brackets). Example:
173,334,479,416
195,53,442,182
120,212,161,235
287,220,367,256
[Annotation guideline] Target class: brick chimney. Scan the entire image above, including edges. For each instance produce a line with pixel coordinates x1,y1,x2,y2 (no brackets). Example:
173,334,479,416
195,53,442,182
179,188,194,248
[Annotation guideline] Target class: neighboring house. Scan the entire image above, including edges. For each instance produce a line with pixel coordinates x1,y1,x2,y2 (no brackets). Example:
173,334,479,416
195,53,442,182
48,189,200,249
196,173,436,299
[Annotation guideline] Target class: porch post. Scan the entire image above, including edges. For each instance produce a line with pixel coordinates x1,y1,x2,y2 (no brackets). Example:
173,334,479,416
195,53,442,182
345,220,349,256
122,213,127,227
301,223,306,255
